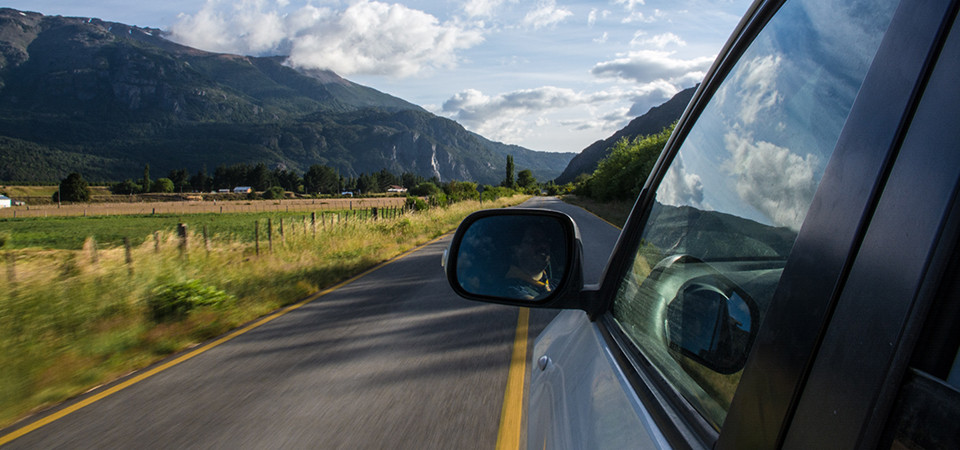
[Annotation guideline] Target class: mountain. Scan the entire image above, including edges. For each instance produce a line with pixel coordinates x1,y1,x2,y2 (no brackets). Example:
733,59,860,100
554,87,696,184
0,8,573,184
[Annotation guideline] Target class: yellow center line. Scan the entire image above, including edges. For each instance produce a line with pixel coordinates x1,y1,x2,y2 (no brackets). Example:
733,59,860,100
0,235,450,446
496,307,529,450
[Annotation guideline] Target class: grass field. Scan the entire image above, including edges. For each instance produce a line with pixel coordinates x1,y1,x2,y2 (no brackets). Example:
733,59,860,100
0,207,405,250
0,195,527,428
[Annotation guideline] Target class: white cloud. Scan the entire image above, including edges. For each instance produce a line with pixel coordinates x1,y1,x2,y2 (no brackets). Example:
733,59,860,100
463,0,506,18
170,0,484,78
631,32,686,49
723,132,820,231
615,0,646,9
592,50,713,84
719,54,781,125
440,85,636,143
522,0,573,29
659,155,704,209
626,80,680,116
622,8,664,24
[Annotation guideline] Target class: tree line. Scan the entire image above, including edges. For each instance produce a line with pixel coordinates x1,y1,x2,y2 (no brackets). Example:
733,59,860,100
105,163,434,197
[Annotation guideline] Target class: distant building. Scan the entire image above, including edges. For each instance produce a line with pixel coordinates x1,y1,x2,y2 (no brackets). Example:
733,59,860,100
386,185,408,193
0,195,10,208
233,186,252,194
217,189,231,193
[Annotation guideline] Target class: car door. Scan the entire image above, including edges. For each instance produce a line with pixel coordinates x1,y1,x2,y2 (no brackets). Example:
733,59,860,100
526,0,942,447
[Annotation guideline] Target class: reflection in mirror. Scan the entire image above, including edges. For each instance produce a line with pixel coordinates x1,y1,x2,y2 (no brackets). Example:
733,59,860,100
664,280,757,374
455,215,569,301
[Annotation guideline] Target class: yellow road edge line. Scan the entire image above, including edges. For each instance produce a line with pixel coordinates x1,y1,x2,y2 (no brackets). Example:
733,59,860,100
496,307,529,450
0,234,451,447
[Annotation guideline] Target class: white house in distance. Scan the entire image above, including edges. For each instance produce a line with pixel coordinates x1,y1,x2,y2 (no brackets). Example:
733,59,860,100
386,185,407,193
0,195,11,208
233,186,252,194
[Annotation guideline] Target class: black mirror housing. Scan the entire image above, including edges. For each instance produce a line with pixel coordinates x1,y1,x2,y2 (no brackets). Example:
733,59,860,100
444,208,594,312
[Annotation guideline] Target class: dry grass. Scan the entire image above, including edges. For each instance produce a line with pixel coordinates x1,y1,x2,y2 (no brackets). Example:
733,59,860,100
0,196,406,219
0,195,527,427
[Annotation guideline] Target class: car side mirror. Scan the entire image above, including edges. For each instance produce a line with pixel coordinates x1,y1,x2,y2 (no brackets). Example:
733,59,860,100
664,275,759,374
444,209,588,310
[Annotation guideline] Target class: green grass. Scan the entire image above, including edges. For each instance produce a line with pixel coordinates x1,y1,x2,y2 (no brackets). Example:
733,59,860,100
0,209,397,250
0,196,527,428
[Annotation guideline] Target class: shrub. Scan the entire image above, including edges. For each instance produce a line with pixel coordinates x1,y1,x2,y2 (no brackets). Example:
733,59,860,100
409,182,441,196
147,280,234,322
151,178,175,193
405,196,429,211
262,186,285,199
56,172,91,202
428,192,448,208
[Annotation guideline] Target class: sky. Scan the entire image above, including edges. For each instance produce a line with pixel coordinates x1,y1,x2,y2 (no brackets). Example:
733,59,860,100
3,0,753,153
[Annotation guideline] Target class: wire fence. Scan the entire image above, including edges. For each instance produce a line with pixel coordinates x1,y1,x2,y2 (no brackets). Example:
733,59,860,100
0,197,409,219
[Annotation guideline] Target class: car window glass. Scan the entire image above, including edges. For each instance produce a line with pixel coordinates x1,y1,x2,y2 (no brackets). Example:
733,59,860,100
611,0,897,430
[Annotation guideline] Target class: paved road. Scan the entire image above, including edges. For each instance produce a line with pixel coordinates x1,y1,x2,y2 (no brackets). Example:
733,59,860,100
1,197,621,449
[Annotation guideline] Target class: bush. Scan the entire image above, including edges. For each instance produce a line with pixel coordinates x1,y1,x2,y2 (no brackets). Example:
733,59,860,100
110,179,142,195
151,178,175,193
409,182,441,196
405,196,429,211
583,123,674,202
428,192,448,208
262,186,285,199
147,280,234,322
56,172,91,202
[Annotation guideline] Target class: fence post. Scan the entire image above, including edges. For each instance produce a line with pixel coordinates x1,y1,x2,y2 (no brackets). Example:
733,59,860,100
124,237,134,275
311,212,317,236
255,221,260,256
279,217,285,244
178,223,188,258
154,231,161,253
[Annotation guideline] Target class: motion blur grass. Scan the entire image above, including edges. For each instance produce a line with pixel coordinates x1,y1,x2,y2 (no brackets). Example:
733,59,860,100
0,196,526,427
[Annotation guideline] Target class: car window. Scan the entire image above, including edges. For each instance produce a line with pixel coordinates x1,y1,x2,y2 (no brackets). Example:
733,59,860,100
610,0,898,430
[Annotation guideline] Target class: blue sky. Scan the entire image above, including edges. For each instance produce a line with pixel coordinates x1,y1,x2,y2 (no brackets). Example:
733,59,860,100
3,0,752,153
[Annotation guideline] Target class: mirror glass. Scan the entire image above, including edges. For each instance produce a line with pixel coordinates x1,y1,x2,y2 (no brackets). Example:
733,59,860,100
664,281,756,374
455,215,570,301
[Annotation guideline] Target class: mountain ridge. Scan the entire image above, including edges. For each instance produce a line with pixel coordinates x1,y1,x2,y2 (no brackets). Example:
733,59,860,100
0,8,574,184
554,87,696,184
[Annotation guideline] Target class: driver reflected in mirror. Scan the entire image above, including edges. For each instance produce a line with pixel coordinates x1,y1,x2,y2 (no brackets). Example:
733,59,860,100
503,225,553,300
453,214,569,302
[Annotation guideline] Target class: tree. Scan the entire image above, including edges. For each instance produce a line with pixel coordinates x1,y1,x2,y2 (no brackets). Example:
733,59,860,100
502,155,515,188
517,169,537,191
409,182,441,196
142,164,151,194
249,163,272,191
587,124,674,201
190,166,213,192
168,168,190,193
303,165,339,194
56,172,91,202
152,177,174,193
110,179,141,195
262,185,285,199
